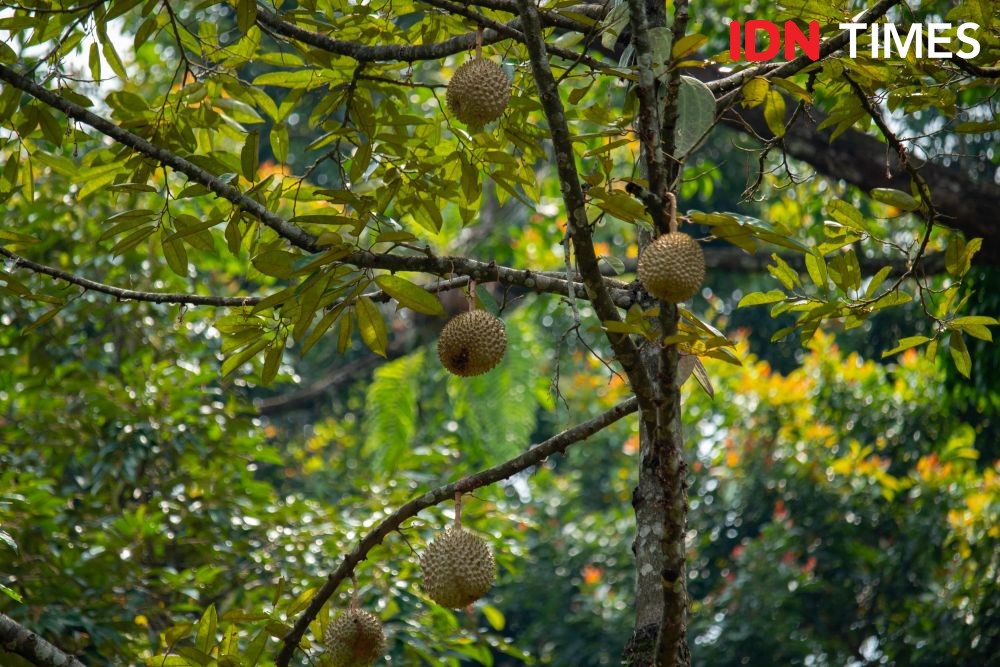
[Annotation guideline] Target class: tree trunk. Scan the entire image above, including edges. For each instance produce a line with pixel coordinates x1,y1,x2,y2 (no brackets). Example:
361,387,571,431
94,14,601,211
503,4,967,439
625,335,689,666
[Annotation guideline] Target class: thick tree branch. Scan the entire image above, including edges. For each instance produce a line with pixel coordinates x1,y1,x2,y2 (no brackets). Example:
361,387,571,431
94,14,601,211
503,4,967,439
719,93,1000,265
254,5,506,63
515,0,657,421
0,613,85,667
0,246,641,312
951,57,1000,78
274,396,640,667
257,3,609,68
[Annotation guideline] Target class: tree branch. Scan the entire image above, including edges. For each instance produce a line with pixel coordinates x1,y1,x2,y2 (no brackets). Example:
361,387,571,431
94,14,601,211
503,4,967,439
0,65,651,313
515,0,657,420
626,0,668,225
0,613,85,667
420,0,611,70
842,73,938,303
256,3,609,68
274,396,640,667
0,245,642,313
0,62,319,253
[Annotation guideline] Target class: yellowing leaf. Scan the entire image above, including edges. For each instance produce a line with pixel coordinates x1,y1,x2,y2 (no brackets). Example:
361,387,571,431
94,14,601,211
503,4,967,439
764,89,787,137
738,290,787,307
742,77,769,108
949,331,971,378
375,275,444,316
356,296,388,357
870,188,920,211
882,335,931,358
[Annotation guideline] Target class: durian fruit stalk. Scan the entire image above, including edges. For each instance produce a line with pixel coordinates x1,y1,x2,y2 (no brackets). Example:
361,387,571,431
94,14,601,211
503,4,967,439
420,494,496,608
437,309,507,377
446,57,512,128
636,193,705,302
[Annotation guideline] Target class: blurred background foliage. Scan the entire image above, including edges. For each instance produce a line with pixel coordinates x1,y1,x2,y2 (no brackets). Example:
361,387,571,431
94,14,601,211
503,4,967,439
2,282,997,665
1,0,998,665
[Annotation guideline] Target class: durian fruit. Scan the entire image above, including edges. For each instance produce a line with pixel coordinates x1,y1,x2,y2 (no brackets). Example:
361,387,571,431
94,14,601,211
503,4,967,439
323,608,385,667
446,58,512,127
437,310,506,377
636,231,705,303
420,526,496,608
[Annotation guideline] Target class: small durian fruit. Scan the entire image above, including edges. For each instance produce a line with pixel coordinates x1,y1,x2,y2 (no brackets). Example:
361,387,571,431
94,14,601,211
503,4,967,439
446,57,512,127
637,231,705,302
420,526,496,608
437,310,506,377
323,607,385,667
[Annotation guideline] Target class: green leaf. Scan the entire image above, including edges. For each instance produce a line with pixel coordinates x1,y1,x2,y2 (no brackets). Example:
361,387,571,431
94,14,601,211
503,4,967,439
195,604,217,653
882,335,931,358
804,251,828,289
865,265,893,299
869,289,912,311
948,316,997,342
600,3,629,49
271,124,289,163
828,200,867,232
162,235,189,278
241,130,260,181
949,331,971,378
948,315,998,326
649,26,674,79
300,302,347,356
870,188,920,211
674,76,715,157
88,41,101,81
767,254,800,290
356,296,388,357
764,89,787,137
737,290,787,307
482,604,505,631
252,250,297,279
221,336,268,378
244,629,268,666
111,225,156,256
0,581,23,602
102,38,128,81
375,275,444,316
261,338,284,385
235,0,257,34
600,255,626,275
771,326,796,342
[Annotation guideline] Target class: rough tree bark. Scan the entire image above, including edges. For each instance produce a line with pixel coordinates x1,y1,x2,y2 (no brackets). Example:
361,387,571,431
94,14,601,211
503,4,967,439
624,0,692,664
0,613,84,667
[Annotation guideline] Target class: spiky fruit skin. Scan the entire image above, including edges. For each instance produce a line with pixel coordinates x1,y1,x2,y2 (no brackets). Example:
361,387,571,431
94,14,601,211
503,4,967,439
637,232,705,303
446,58,511,127
437,310,507,377
323,608,385,667
420,527,495,608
